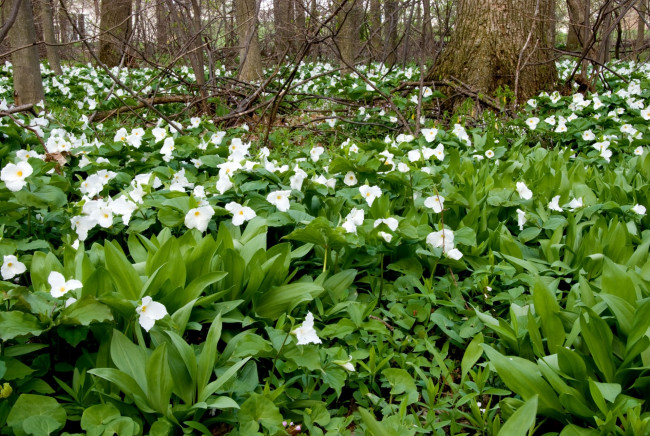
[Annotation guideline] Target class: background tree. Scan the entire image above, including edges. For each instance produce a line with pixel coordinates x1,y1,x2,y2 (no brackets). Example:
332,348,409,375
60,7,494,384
3,0,45,105
98,0,132,66
430,0,557,103
235,0,263,81
40,0,62,74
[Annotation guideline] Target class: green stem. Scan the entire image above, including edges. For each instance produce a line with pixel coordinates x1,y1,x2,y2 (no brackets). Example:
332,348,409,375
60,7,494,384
377,254,384,304
323,245,328,273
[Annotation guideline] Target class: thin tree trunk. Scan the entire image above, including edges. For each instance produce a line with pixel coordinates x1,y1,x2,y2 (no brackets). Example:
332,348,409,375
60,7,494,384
384,0,398,66
41,0,62,74
422,0,433,53
6,0,45,105
274,0,291,59
234,0,263,81
294,0,306,50
369,0,382,60
636,0,646,53
336,0,361,73
566,0,585,51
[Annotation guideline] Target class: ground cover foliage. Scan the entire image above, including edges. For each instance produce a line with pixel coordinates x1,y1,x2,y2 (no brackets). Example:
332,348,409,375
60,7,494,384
0,59,650,435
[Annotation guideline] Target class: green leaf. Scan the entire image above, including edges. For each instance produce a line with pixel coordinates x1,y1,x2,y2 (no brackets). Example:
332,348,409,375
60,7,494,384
7,394,66,435
146,343,173,415
199,357,250,403
237,393,284,434
14,185,67,209
0,311,44,340
461,333,484,377
254,282,324,319
381,368,418,405
481,344,562,418
601,258,636,305
104,241,141,300
358,408,397,436
498,395,538,436
532,279,565,353
110,330,148,392
81,404,121,436
60,298,113,326
580,311,615,383
197,314,222,397
88,368,154,414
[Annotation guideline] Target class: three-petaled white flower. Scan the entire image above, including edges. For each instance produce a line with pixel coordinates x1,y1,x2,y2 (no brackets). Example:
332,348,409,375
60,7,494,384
48,271,83,298
292,312,322,345
225,202,256,226
516,182,533,200
359,185,382,206
548,195,562,212
631,204,646,216
267,190,291,212
136,296,167,332
1,255,26,280
1,162,33,192
185,205,214,232
424,195,445,213
421,128,438,143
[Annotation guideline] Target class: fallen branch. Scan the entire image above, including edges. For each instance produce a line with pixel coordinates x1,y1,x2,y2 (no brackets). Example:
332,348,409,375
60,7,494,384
92,95,194,122
0,104,36,115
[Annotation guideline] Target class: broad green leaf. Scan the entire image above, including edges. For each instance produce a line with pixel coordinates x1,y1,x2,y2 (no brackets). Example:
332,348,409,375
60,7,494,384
237,393,284,434
110,330,148,392
146,343,173,415
532,279,565,353
7,394,66,435
580,311,615,383
88,368,154,413
358,408,397,436
60,298,113,326
199,357,250,403
0,311,44,340
601,258,636,305
498,395,537,436
81,404,121,436
197,314,222,396
381,368,418,405
461,333,484,377
254,282,324,319
104,241,141,300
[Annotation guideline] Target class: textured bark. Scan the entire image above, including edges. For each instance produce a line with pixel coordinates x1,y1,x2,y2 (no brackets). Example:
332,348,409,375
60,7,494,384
422,0,433,52
384,0,398,66
430,0,557,103
566,0,586,51
294,0,306,49
369,0,382,60
234,0,263,81
274,0,292,58
40,0,62,74
637,0,646,52
6,0,45,105
336,0,361,73
98,0,132,67
58,4,68,43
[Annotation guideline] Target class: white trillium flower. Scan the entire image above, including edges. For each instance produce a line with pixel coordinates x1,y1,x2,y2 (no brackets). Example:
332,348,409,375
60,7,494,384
49,271,83,298
421,128,438,143
343,171,357,186
184,205,214,232
341,208,364,234
516,182,533,200
267,190,291,212
631,204,647,216
1,255,26,280
136,296,167,332
426,229,455,252
225,202,256,226
567,197,583,211
292,312,322,345
548,195,562,212
359,185,382,206
310,146,325,162
525,117,539,130
1,161,33,192
516,208,527,230
424,195,445,213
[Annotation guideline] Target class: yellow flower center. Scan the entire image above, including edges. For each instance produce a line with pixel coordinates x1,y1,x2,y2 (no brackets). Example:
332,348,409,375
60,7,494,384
141,306,147,312
277,195,282,200
59,286,65,293
239,210,244,215
366,193,370,197
17,171,23,177
194,211,200,216
7,262,13,267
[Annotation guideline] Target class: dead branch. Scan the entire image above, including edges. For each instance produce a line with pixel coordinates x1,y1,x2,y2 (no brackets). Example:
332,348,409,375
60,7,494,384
92,95,194,122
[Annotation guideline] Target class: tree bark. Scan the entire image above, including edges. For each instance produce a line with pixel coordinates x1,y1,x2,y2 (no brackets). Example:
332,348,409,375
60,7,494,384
98,0,132,67
41,0,62,74
422,0,433,53
430,0,557,104
566,0,586,51
384,0,398,66
336,0,361,73
234,0,263,81
5,0,45,105
294,0,306,50
369,0,382,60
274,0,292,59
636,0,646,53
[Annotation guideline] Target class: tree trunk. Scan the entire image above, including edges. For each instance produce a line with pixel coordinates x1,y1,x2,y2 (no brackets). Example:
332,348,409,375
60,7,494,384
294,0,306,50
40,0,62,74
369,0,382,60
274,0,292,59
636,0,646,53
234,0,263,81
566,0,586,51
336,0,361,73
430,0,557,103
98,0,132,67
58,4,68,43
384,0,398,66
422,0,433,53
6,0,45,105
